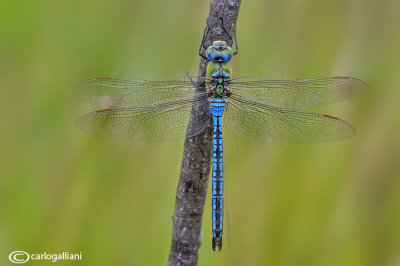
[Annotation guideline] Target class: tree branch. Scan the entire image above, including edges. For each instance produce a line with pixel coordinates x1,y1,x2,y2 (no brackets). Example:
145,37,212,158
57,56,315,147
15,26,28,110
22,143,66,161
168,1,241,265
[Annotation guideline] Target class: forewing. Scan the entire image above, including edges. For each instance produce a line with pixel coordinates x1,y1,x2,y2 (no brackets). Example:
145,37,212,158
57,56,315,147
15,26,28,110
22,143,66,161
75,77,205,108
224,96,355,144
229,76,367,110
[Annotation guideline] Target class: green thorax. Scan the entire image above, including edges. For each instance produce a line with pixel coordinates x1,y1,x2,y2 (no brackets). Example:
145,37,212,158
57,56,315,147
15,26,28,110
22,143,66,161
205,41,234,97
206,62,232,97
206,62,232,79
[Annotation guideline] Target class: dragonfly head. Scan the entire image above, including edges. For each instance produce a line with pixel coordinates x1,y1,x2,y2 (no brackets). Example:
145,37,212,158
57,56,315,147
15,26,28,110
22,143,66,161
206,41,233,62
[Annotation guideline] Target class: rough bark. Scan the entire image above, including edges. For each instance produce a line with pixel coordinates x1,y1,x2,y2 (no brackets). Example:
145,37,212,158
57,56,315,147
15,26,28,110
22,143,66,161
168,1,241,265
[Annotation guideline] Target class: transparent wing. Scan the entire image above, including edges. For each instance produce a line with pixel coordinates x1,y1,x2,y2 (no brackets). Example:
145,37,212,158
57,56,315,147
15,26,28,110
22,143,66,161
224,95,355,144
76,95,211,141
76,77,208,108
229,76,367,110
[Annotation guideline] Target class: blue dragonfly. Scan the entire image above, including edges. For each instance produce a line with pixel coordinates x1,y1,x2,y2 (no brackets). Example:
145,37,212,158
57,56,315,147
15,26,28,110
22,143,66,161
76,22,366,251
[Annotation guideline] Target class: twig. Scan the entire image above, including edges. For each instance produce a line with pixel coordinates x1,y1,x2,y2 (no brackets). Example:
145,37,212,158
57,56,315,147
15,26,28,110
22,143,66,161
168,1,241,265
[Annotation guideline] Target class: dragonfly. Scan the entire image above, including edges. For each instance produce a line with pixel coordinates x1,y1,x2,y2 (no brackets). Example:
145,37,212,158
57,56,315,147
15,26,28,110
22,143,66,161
76,19,366,251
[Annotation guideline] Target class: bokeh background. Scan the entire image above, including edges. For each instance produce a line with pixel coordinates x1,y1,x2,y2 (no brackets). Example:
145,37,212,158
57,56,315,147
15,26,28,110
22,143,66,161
1,0,399,265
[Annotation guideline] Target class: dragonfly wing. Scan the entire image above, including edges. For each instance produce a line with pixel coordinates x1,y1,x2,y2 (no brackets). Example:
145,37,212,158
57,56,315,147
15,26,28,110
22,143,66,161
224,96,355,144
75,97,211,141
229,76,367,110
76,77,206,108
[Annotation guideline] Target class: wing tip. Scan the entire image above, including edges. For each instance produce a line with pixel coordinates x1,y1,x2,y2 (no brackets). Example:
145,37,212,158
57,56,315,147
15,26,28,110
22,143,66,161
334,76,369,90
335,116,357,140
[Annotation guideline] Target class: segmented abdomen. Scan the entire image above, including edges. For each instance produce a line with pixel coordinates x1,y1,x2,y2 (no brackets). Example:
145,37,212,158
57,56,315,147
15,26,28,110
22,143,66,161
210,98,225,251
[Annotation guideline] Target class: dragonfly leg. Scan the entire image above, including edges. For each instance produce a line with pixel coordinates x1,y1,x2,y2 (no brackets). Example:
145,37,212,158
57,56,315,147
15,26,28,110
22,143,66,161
219,17,238,55
199,19,211,59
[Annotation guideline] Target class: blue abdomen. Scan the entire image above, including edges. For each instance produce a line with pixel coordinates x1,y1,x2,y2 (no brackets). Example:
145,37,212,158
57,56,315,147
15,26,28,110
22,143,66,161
210,98,225,251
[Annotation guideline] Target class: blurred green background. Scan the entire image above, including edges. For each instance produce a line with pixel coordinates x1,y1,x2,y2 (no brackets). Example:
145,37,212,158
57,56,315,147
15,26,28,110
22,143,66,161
1,0,399,265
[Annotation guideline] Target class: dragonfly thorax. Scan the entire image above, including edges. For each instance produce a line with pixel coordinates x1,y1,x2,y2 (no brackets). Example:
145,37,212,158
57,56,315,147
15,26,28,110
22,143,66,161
208,75,231,98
